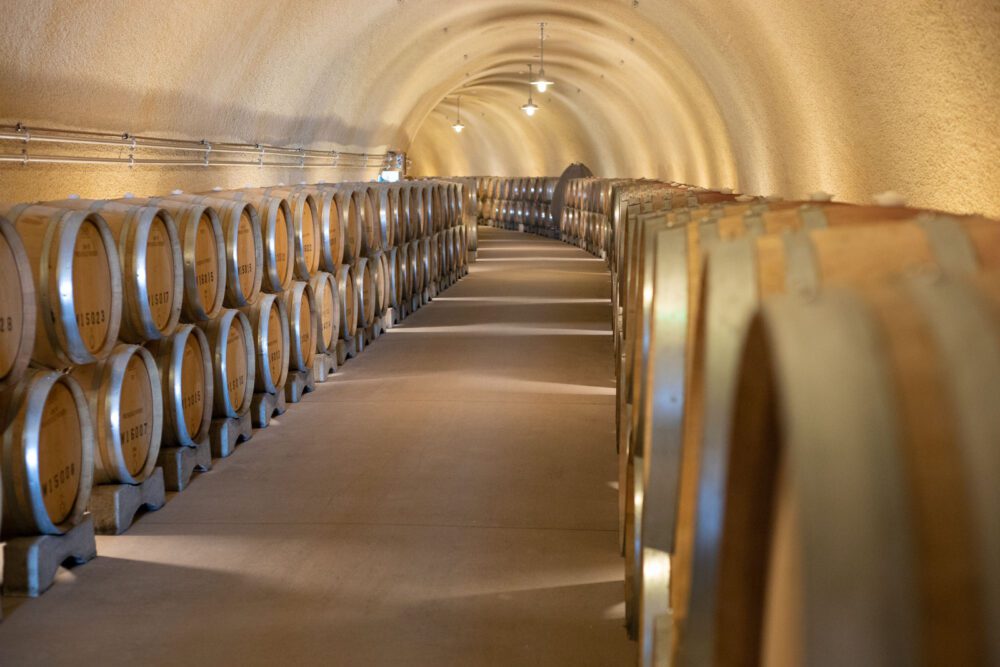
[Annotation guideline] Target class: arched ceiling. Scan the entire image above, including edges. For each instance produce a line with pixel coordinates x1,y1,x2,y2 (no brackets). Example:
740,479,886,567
0,0,997,216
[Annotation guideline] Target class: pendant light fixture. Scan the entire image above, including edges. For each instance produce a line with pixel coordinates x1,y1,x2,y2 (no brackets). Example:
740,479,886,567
530,22,554,93
521,65,540,116
451,96,465,133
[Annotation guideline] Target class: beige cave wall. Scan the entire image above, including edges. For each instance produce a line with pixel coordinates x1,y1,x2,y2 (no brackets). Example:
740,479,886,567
0,0,997,216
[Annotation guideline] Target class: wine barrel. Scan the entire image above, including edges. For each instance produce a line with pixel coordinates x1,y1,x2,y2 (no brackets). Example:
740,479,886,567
47,199,183,343
335,263,359,340
393,185,407,245
0,204,123,367
207,191,293,293
384,248,399,310
197,309,254,419
408,185,424,239
396,242,411,303
373,186,396,251
0,369,94,536
70,343,162,485
421,184,436,235
410,239,426,295
145,324,213,448
283,281,316,373
350,186,377,255
334,187,368,262
353,257,376,330
717,270,1000,667
428,234,441,284
309,271,340,355
662,210,999,665
125,197,226,322
0,215,36,391
166,194,264,308
369,250,387,314
255,187,320,280
239,293,289,394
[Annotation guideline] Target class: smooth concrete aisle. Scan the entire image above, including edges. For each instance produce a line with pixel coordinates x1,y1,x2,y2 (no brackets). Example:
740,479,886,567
0,228,633,666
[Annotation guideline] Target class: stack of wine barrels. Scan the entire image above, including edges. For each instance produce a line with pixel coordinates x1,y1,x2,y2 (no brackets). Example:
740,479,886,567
476,176,559,237
0,178,472,549
525,175,1000,667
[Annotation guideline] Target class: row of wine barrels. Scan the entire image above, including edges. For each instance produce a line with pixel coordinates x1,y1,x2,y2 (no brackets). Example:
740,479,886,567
719,270,1000,666
146,324,213,448
46,199,183,344
668,208,1000,666
70,343,162,485
0,215,36,390
571,173,1000,666
0,368,94,537
478,176,557,205
0,204,123,367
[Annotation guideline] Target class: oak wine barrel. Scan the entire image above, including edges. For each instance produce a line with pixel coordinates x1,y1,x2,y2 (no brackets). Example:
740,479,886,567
0,204,123,367
145,324,213,448
335,263,359,340
70,343,162,485
384,248,399,310
353,257,376,330
396,242,411,303
0,215,36,391
369,250,387,315
197,308,255,419
408,185,424,239
308,271,340,355
239,293,289,395
283,281,316,373
0,369,94,537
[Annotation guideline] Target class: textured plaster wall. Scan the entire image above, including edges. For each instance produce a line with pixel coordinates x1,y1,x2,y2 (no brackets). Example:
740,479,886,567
0,0,997,215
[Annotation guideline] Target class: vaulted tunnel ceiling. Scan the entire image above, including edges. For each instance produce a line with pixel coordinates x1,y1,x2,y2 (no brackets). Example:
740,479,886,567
0,0,997,216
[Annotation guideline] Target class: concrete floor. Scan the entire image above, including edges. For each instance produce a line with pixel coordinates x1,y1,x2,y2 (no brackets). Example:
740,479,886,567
0,228,633,666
